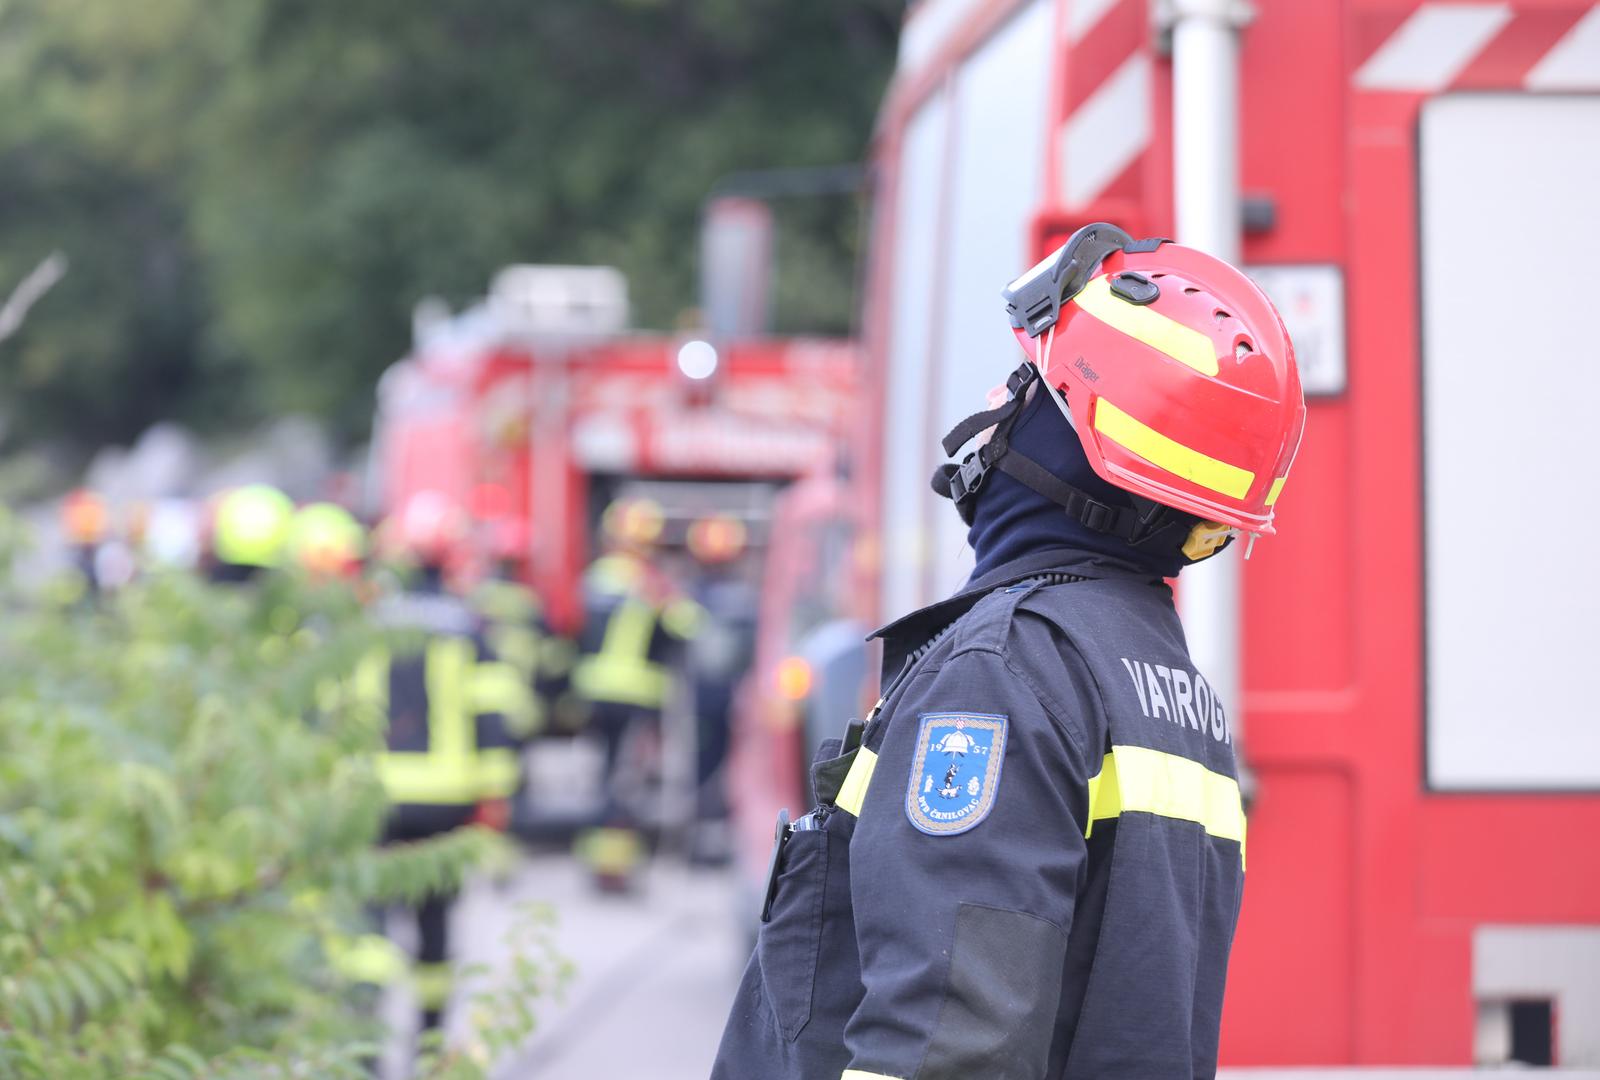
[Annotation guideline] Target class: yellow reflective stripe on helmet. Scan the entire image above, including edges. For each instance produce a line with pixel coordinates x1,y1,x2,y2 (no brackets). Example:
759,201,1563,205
1093,399,1256,499
1074,274,1219,376
1085,745,1246,867
835,747,878,817
1265,476,1287,506
841,1071,905,1080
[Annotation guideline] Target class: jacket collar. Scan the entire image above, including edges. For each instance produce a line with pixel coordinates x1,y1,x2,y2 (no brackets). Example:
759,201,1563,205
867,547,1163,679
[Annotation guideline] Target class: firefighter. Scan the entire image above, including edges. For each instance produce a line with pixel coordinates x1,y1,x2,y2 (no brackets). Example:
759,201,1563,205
470,518,579,834
208,484,295,583
60,488,110,595
712,225,1306,1079
571,496,702,890
471,518,575,735
363,491,536,1032
683,515,757,853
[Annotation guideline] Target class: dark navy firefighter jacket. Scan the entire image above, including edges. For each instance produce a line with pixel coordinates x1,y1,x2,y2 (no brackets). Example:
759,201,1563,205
712,548,1246,1079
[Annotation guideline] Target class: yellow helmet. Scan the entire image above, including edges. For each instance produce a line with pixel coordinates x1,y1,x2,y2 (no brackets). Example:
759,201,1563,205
287,502,366,576
212,485,295,569
602,497,666,549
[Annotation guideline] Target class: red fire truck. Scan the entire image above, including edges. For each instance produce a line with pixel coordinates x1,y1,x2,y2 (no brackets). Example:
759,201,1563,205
370,265,859,631
855,0,1600,1068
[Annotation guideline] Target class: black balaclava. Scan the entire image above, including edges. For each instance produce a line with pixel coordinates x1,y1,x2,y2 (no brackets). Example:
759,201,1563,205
966,386,1189,581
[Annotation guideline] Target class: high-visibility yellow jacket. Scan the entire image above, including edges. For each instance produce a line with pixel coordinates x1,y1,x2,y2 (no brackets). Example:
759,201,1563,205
470,576,574,730
360,591,539,806
572,554,702,711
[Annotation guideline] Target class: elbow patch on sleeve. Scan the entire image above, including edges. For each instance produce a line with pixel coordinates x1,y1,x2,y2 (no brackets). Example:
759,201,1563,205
920,903,1067,1080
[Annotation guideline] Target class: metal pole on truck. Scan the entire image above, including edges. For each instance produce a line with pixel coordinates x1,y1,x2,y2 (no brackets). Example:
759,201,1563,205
1166,0,1253,772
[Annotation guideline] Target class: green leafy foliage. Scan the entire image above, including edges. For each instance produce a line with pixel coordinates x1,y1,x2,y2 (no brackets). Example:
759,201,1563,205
0,545,562,1076
0,0,900,445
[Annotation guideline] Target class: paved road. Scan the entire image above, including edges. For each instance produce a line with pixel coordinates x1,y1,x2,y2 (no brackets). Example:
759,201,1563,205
400,853,746,1080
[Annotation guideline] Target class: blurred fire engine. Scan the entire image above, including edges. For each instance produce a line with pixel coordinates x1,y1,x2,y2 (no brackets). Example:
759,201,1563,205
371,263,860,842
371,265,858,632
817,0,1600,1068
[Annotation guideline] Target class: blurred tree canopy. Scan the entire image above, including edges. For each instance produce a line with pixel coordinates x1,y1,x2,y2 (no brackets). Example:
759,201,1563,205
0,0,901,445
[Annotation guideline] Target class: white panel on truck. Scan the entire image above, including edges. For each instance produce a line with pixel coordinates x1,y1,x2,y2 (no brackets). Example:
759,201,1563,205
925,0,1054,600
880,91,949,622
1420,95,1600,790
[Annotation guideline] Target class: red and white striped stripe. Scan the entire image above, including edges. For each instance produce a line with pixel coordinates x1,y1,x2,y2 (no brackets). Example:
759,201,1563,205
1053,0,1153,211
1355,2,1600,92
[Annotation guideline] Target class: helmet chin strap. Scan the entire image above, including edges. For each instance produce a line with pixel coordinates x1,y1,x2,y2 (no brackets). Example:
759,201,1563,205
930,352,1234,563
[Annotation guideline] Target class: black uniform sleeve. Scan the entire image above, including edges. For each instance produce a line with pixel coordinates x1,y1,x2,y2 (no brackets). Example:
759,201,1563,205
843,645,1093,1080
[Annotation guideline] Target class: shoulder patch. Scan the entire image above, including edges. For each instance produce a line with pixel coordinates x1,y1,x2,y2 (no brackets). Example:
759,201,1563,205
906,712,1008,836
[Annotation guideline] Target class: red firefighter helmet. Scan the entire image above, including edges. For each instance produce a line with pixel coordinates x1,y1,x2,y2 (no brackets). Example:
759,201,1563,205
1002,224,1304,537
392,490,468,565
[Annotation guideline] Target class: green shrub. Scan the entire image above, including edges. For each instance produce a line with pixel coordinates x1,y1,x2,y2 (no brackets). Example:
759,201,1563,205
0,543,557,1078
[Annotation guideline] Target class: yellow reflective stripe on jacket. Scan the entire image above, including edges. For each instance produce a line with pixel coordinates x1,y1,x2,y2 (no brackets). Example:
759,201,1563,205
326,931,406,986
487,622,541,681
835,747,878,817
604,597,657,660
413,961,453,1010
354,650,390,711
472,659,541,738
379,638,473,804
1085,744,1246,866
375,638,512,805
475,746,520,800
376,754,482,804
574,597,670,707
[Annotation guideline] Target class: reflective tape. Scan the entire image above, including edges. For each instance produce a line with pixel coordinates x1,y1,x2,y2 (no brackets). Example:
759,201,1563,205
1074,274,1219,376
1266,477,1288,506
1085,745,1246,867
835,747,878,817
1093,399,1256,499
574,597,671,707
374,639,526,805
475,747,520,800
413,961,454,1010
842,1071,906,1080
471,659,541,737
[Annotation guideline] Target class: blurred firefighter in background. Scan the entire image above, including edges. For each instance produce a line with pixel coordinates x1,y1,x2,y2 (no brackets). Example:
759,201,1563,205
361,491,537,1032
60,488,110,594
572,496,702,891
683,514,757,862
470,517,578,833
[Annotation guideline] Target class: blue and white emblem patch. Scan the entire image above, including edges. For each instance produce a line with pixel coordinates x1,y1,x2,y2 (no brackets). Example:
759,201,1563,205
905,712,1008,836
